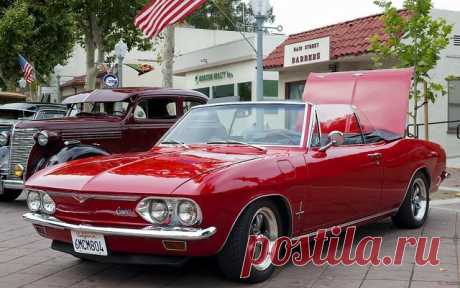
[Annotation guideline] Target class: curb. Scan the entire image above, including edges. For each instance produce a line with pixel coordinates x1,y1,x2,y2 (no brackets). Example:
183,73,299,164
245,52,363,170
439,186,460,193
431,198,460,206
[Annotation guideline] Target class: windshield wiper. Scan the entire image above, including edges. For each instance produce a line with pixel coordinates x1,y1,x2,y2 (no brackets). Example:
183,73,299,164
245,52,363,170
207,140,266,152
161,140,190,149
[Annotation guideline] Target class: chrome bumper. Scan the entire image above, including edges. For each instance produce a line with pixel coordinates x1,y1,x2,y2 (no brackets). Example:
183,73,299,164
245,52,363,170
23,213,217,241
4,179,24,190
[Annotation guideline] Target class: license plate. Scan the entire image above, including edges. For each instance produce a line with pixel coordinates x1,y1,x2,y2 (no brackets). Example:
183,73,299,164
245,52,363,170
71,231,108,256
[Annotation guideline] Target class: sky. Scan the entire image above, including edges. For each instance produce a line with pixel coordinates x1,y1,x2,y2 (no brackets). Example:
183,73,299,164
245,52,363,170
270,0,460,35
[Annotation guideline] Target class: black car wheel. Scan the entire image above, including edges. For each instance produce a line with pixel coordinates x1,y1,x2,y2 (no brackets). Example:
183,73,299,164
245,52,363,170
217,199,282,283
0,189,23,202
392,171,429,229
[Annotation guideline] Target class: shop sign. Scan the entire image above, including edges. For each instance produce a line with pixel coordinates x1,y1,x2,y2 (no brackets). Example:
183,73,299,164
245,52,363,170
195,71,234,84
284,37,330,68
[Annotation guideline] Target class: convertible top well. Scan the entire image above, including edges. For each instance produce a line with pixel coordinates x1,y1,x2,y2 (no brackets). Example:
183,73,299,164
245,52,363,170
303,68,414,139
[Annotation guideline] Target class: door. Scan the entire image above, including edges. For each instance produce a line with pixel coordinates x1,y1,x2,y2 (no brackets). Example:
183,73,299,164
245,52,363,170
303,105,383,232
124,97,179,152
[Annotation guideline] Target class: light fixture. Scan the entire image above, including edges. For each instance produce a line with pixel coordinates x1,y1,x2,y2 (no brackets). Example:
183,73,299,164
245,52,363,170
250,0,271,17
115,39,128,59
53,64,63,77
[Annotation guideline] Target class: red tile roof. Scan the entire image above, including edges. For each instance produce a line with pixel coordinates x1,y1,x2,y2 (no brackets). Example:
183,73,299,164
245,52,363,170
61,71,107,88
263,10,409,70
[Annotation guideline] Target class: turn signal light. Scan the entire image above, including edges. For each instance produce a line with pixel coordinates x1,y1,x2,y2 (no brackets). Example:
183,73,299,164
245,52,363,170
14,164,24,178
162,240,187,252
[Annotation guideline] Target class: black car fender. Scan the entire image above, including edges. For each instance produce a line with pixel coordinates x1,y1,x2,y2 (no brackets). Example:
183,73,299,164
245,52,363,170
36,145,110,172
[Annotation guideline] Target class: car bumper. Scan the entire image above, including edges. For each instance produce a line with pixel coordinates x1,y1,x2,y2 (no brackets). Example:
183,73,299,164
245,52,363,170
23,213,217,241
3,179,24,190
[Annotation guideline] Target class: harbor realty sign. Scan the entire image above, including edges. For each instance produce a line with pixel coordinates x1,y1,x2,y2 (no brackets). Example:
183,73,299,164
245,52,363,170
284,37,330,68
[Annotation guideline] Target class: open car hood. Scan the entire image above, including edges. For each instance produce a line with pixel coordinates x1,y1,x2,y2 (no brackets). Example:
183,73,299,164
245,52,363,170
303,68,414,138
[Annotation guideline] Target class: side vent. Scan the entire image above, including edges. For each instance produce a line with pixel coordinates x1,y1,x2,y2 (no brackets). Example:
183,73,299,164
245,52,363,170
454,35,460,46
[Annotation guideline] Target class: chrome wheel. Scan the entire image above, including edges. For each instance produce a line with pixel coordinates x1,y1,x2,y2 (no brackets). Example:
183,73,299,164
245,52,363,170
249,207,279,271
411,178,428,221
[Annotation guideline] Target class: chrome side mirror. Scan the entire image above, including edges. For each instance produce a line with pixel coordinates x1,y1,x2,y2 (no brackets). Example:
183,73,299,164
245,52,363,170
319,131,345,152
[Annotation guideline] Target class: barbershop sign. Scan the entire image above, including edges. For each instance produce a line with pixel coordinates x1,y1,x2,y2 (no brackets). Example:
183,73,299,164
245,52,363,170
284,37,330,68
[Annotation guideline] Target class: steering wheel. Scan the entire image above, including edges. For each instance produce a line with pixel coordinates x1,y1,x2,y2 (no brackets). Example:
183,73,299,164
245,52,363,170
248,130,298,145
112,111,125,117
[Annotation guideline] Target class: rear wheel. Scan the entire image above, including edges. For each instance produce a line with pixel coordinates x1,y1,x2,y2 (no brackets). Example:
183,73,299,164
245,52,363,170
217,199,282,283
392,172,429,229
0,189,23,202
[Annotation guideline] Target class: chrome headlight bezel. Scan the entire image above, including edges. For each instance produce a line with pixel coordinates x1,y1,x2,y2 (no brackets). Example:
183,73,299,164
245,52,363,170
0,131,10,147
176,200,201,226
136,197,202,227
26,189,56,215
36,131,49,146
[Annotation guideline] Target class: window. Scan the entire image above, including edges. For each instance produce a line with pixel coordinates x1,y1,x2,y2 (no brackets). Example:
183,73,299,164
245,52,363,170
238,82,252,102
316,105,364,146
183,100,203,113
454,35,460,46
212,84,235,98
134,98,177,120
448,79,460,130
194,87,210,97
263,80,278,98
286,81,305,101
310,113,321,148
35,110,66,120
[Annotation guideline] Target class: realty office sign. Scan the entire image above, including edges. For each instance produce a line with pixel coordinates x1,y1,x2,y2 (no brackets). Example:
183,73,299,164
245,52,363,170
284,37,330,68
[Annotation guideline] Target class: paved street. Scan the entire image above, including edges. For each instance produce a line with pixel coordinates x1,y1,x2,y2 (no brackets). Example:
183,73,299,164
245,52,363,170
0,195,459,288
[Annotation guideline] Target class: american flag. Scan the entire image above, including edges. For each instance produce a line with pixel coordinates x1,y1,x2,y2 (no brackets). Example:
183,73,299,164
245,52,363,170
18,55,35,84
135,0,207,39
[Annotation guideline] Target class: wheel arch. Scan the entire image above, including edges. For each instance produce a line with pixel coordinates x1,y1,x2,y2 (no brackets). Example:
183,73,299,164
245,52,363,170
217,194,293,253
398,166,432,210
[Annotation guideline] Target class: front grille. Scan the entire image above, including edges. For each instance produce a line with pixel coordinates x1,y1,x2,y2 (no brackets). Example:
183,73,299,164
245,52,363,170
8,128,38,180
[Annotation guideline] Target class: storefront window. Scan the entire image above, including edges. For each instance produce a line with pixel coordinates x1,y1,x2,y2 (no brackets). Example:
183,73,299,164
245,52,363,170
264,80,278,97
286,81,306,101
448,79,460,130
213,84,235,98
194,87,210,97
238,82,252,102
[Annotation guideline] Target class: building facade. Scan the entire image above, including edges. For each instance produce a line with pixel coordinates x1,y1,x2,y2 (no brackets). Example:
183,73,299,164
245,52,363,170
263,9,460,159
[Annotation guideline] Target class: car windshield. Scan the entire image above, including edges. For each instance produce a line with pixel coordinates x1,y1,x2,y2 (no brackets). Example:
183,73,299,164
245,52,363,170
66,101,129,117
161,103,306,146
0,109,35,120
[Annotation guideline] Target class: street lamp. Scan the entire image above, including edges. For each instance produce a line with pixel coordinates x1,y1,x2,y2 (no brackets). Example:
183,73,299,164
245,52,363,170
54,64,63,103
115,39,128,88
250,0,271,102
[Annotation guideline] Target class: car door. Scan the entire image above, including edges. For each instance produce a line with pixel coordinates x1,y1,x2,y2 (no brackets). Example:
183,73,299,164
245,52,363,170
124,96,179,152
303,105,383,232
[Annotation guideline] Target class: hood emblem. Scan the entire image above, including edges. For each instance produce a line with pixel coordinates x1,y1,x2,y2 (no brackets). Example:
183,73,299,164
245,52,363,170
72,194,92,204
115,207,136,217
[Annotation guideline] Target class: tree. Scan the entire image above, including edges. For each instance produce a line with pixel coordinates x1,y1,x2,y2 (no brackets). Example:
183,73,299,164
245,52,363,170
0,0,76,91
369,0,452,139
69,0,152,89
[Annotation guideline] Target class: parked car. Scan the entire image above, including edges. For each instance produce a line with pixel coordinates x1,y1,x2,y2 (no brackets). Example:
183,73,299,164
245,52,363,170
22,69,448,282
0,88,207,201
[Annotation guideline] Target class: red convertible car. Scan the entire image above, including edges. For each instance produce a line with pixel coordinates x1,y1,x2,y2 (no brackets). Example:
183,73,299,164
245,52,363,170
23,69,448,282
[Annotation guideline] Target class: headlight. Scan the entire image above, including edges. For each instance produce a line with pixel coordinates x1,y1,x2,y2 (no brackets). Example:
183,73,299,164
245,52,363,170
37,131,49,146
27,191,41,212
149,200,169,224
0,131,10,146
41,193,56,215
136,197,202,226
177,200,200,226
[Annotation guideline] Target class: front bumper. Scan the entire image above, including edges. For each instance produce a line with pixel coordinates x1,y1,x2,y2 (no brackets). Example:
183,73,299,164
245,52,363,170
23,213,217,241
4,179,24,190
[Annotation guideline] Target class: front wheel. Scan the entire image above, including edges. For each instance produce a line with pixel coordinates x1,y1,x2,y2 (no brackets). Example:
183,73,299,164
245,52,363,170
217,199,282,283
392,171,429,229
0,189,23,202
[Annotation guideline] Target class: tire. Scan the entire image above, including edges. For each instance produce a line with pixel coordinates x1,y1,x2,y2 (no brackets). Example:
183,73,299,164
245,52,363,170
392,171,430,229
0,189,23,202
217,199,283,283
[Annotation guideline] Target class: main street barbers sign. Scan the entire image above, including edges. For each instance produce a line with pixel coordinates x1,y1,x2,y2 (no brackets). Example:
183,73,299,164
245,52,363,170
284,37,330,68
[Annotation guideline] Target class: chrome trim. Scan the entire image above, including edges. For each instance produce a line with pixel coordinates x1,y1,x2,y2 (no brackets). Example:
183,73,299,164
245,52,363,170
23,213,217,241
292,208,399,240
4,179,24,190
306,105,318,149
44,191,141,202
217,194,294,253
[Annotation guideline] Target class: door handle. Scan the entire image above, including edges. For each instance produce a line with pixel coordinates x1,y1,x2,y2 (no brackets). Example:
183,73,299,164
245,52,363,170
367,153,383,160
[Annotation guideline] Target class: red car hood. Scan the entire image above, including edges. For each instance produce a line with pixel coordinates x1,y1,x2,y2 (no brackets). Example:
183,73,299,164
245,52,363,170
304,68,413,137
26,147,263,195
